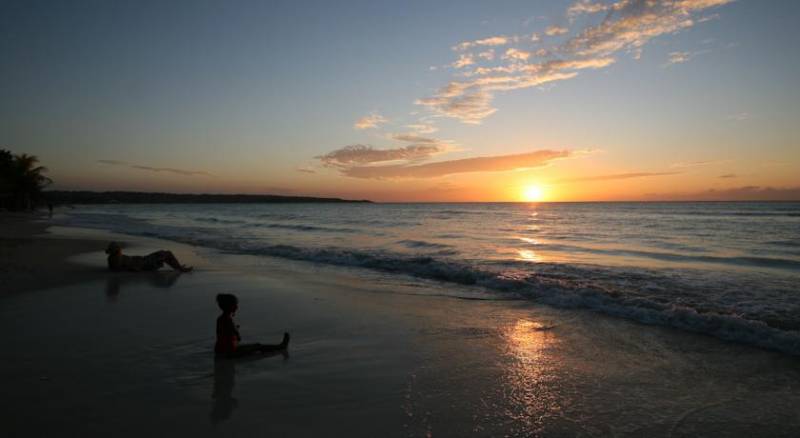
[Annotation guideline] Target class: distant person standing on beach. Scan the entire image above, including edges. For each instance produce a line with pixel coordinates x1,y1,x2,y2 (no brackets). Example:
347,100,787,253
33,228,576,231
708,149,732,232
47,203,53,218
105,242,193,272
215,293,289,358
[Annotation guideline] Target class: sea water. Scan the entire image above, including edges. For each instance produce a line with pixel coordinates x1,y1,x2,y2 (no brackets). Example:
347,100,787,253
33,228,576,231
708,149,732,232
60,202,800,355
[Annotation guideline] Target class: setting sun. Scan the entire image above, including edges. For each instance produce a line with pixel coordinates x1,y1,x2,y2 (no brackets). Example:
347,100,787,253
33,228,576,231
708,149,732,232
522,185,545,202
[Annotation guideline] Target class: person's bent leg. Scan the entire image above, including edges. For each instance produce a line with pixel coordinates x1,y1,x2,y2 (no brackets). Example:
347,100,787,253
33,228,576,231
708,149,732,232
160,250,192,272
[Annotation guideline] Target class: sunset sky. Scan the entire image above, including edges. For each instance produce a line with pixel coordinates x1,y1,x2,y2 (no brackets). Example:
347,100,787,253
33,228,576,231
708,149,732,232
2,0,799,201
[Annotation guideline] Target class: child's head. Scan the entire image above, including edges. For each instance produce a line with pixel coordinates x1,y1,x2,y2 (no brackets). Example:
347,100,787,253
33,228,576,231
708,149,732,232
216,293,239,313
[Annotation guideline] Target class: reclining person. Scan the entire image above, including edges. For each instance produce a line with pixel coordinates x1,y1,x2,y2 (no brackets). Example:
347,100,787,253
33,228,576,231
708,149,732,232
106,242,193,272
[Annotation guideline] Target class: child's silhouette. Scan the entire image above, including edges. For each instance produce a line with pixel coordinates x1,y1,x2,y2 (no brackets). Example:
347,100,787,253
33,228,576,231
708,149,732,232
215,293,289,358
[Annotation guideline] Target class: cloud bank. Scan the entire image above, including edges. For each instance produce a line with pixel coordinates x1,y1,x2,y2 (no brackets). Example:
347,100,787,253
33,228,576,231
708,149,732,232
341,150,571,179
417,0,733,124
97,160,213,177
316,144,446,168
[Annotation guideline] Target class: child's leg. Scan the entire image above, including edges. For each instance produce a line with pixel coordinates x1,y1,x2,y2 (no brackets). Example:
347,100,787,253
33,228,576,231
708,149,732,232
232,344,265,356
232,333,290,357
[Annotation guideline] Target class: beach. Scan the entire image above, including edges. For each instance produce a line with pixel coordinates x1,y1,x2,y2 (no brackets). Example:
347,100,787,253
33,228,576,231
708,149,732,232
1,213,799,437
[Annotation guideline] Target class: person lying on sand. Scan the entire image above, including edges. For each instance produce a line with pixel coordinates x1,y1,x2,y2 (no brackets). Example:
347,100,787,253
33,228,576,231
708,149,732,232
215,293,290,358
105,242,193,272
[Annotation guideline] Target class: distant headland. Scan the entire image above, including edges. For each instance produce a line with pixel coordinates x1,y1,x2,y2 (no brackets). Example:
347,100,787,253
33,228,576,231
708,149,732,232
44,190,372,204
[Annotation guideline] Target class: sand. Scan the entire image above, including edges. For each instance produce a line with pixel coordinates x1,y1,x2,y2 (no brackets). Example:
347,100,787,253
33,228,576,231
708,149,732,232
1,214,799,437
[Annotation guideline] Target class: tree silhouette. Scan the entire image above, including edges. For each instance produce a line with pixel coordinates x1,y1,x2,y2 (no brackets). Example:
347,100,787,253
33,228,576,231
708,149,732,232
0,149,52,210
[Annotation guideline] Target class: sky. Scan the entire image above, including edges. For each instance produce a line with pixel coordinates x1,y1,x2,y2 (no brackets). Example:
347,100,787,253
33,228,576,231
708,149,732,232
1,0,799,202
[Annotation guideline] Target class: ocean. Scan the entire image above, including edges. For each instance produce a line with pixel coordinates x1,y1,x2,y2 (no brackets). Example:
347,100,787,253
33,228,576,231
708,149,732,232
60,201,800,355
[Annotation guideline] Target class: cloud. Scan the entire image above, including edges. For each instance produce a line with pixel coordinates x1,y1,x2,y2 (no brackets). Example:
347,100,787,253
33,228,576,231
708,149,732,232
477,50,495,61
545,25,569,36
404,123,438,134
453,54,475,68
503,48,531,61
296,166,316,174
646,186,800,201
567,1,610,17
353,113,388,130
670,160,722,168
416,60,608,123
342,150,572,179
97,159,127,166
97,160,213,177
316,144,445,168
390,133,440,144
453,36,513,51
726,112,751,121
416,0,733,124
666,51,691,65
416,85,497,124
718,173,737,178
560,171,681,183
566,0,734,58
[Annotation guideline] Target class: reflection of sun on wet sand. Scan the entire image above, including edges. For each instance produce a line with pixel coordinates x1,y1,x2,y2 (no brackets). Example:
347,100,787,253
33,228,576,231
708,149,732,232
500,319,561,433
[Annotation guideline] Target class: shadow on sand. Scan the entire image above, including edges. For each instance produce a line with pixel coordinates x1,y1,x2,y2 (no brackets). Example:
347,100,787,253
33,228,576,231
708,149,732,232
210,350,289,424
104,271,184,301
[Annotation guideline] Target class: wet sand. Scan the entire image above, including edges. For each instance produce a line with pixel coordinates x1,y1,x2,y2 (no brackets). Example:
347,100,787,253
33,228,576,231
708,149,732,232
1,216,799,436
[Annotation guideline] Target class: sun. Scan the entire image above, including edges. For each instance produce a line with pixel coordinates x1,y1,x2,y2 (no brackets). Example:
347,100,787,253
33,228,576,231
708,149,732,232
522,185,545,202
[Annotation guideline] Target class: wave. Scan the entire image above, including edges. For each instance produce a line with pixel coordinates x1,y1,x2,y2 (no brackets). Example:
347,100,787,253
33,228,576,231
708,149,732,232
524,242,800,271
193,217,247,225
397,239,452,250
249,223,359,233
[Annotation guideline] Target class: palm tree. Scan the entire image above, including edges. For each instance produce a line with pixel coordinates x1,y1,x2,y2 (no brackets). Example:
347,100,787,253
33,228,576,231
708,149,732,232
0,151,52,210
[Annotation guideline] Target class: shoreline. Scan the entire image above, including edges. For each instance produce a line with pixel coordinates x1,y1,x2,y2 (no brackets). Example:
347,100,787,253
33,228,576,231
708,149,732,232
2,214,799,436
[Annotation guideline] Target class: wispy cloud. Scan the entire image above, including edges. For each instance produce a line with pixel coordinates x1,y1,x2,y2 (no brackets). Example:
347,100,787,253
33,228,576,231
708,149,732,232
670,160,724,168
568,0,610,17
342,150,572,179
419,0,733,124
353,113,388,130
726,112,751,121
545,25,569,36
560,171,681,183
97,160,213,177
389,133,440,144
453,54,475,68
718,173,737,178
453,36,514,51
666,51,691,65
404,123,438,134
295,166,316,174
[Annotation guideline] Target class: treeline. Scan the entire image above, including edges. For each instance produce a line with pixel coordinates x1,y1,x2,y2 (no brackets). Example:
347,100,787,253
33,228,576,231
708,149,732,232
0,149,52,210
45,190,372,204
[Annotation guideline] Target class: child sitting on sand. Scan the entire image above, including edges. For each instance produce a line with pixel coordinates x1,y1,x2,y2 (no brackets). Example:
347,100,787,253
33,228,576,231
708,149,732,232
215,293,290,358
